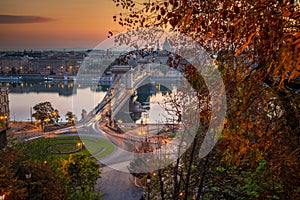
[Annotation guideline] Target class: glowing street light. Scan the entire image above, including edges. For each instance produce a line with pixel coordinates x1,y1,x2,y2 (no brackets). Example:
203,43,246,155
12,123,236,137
0,115,8,120
44,118,50,124
77,142,83,151
0,115,8,144
146,174,151,200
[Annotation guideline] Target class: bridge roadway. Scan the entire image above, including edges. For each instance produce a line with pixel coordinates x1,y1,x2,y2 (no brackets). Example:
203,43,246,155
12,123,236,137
93,63,183,119
92,67,143,116
93,63,154,117
111,72,150,119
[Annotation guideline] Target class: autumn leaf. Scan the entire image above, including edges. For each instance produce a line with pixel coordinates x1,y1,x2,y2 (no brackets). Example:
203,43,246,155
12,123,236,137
235,32,256,57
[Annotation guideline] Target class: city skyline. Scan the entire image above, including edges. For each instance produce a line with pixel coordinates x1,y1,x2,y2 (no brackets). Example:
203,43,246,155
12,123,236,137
0,0,124,50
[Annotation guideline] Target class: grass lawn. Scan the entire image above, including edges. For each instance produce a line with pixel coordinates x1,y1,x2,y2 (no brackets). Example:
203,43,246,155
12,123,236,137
80,136,115,159
18,135,115,161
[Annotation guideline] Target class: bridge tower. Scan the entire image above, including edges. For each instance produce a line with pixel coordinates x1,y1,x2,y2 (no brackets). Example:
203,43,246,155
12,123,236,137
126,68,134,89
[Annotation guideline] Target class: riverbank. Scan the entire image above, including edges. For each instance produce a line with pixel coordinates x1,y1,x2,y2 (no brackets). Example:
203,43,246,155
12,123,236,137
7,121,74,142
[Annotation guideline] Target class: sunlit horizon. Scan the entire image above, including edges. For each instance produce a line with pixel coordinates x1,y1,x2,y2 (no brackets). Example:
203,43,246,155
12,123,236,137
0,0,124,50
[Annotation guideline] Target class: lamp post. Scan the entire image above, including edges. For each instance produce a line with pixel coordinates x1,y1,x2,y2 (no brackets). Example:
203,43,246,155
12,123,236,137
25,170,32,200
165,127,169,138
77,142,83,151
144,112,149,140
43,118,50,132
146,174,151,200
44,118,50,124
0,115,8,149
30,107,33,124
172,116,175,133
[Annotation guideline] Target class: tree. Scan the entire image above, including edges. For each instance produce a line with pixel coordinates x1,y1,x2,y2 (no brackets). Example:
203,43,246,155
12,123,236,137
60,154,101,195
111,0,300,199
32,102,60,130
16,137,55,164
0,147,66,200
65,111,77,124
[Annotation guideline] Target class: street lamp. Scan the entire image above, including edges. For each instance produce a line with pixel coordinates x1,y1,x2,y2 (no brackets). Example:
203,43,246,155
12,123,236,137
0,115,8,149
146,174,151,200
70,117,75,124
143,112,150,141
165,127,169,138
179,192,183,198
43,118,50,132
0,115,8,121
77,142,83,151
25,170,32,200
44,118,50,124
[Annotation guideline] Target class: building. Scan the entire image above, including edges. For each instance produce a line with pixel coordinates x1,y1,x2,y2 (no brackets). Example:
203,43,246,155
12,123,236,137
0,50,85,76
0,87,9,149
162,38,172,52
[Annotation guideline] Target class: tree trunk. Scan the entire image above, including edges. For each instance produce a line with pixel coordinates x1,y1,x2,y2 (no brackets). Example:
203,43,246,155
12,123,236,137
158,169,165,200
196,154,210,200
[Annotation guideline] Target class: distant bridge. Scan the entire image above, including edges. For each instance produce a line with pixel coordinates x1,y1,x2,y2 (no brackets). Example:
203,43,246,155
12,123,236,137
77,50,188,148
91,61,183,123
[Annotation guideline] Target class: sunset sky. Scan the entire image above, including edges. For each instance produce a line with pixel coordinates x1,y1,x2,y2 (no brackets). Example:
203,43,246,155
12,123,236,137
0,0,125,50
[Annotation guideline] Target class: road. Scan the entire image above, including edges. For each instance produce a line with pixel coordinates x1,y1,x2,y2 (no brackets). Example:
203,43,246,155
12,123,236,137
77,121,144,200
96,167,143,200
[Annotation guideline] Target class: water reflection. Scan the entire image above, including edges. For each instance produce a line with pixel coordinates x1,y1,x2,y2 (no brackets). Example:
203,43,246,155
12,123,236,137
6,78,106,121
3,78,109,97
116,83,171,123
7,79,171,123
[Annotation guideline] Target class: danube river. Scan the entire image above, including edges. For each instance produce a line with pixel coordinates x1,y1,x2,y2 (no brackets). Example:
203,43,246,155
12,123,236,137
9,87,104,122
7,80,169,123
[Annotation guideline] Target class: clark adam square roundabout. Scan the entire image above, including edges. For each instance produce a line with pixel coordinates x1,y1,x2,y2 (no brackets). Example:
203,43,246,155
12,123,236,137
74,28,226,174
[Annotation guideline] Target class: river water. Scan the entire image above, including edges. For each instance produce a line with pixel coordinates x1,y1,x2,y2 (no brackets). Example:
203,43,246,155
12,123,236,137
9,87,103,122
7,80,169,123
